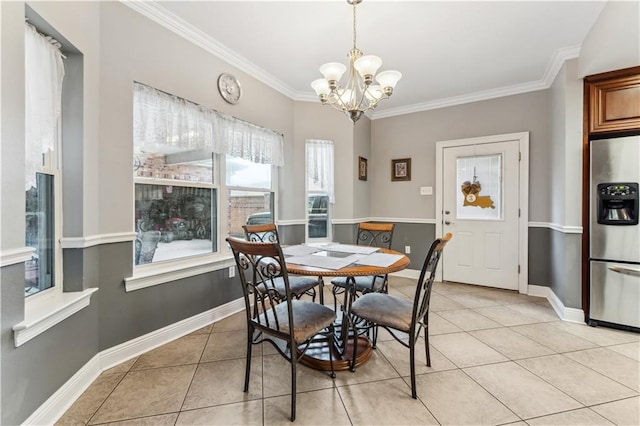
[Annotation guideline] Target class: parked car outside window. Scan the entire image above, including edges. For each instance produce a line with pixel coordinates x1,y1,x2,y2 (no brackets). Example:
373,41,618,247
307,193,329,238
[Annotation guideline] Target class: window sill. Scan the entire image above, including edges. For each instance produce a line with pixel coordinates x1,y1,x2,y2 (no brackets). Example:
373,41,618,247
13,288,98,347
124,254,236,292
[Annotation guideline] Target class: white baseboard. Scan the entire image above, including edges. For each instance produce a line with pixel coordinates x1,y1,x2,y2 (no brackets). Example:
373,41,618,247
23,297,245,426
389,269,421,280
23,355,102,426
528,285,585,323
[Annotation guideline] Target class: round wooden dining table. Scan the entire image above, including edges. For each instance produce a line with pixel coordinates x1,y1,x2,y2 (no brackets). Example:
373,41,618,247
285,246,410,371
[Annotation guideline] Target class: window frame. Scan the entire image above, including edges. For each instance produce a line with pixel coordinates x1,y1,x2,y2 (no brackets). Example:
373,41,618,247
133,152,221,268
25,148,63,302
222,157,277,247
306,190,331,242
132,152,278,266
305,140,334,243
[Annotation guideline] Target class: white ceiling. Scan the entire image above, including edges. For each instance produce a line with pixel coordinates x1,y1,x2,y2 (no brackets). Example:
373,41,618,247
133,1,606,119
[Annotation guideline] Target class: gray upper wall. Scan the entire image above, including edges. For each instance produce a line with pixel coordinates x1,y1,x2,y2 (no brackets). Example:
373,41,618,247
291,102,357,221
98,2,296,233
369,90,551,222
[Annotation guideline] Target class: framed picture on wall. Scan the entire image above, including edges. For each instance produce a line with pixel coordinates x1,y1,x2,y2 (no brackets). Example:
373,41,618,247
358,156,368,181
391,158,411,181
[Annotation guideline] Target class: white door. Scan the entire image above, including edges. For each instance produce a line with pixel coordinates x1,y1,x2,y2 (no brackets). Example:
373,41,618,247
441,140,520,290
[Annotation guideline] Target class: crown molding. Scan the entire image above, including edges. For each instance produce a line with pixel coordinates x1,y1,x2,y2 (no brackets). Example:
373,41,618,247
123,0,581,121
121,0,297,98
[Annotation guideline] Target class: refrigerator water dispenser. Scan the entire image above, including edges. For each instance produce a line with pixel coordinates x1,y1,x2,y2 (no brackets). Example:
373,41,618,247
596,182,638,226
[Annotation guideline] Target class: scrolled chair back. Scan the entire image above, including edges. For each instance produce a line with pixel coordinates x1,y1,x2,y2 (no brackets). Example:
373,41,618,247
357,222,395,248
227,237,293,332
243,222,279,243
412,232,452,329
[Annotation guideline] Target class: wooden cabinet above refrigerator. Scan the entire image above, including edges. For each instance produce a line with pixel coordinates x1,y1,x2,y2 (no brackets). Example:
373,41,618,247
585,66,640,135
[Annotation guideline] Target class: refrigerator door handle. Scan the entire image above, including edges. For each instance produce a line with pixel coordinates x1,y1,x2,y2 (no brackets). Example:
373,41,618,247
608,265,640,277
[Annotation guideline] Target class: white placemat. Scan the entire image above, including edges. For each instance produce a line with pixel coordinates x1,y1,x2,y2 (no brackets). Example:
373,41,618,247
322,244,379,255
354,252,404,268
282,244,322,256
286,254,360,270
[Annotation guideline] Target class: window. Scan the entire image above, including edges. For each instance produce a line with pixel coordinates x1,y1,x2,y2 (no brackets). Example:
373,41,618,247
135,163,217,265
133,83,282,264
24,23,65,297
133,84,217,265
226,156,274,239
305,140,334,241
456,154,503,220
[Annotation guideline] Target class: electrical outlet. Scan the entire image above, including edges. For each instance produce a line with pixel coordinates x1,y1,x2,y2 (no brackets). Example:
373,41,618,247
229,265,236,278
405,246,411,254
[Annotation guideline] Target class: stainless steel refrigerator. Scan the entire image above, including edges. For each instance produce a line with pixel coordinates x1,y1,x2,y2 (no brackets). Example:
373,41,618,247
589,135,640,332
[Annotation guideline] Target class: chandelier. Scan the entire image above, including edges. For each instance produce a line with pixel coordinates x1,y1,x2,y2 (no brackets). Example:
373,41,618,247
311,0,402,123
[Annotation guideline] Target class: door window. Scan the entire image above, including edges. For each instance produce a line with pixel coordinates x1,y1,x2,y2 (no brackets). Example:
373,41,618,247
456,154,503,220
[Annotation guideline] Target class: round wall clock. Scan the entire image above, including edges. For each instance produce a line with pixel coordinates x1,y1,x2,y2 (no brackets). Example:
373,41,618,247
217,73,242,104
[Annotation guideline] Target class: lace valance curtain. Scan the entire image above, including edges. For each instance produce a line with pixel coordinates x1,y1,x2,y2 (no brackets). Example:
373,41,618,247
133,83,218,154
306,140,335,203
133,83,284,167
25,23,65,190
213,112,284,167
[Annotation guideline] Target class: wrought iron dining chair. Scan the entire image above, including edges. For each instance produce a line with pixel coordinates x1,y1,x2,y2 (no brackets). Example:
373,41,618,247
243,223,323,304
349,233,452,399
227,237,337,421
330,222,395,310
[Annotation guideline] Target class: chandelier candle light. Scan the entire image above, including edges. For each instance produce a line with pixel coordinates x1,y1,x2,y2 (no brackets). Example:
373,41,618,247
311,0,402,123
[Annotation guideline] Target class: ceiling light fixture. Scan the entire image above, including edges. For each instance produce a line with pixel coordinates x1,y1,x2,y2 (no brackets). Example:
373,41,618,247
311,0,402,123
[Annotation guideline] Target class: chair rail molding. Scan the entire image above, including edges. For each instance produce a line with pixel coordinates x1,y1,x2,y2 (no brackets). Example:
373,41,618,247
60,232,138,249
0,246,35,267
528,222,583,234
332,217,437,225
276,219,307,226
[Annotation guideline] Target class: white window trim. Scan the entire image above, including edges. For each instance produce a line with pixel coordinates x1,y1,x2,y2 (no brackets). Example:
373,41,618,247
306,191,332,242
14,287,98,347
26,165,63,303
305,140,334,243
133,169,219,264
222,159,278,245
125,253,235,292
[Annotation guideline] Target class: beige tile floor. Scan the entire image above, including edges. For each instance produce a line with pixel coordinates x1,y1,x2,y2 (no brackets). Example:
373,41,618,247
56,277,640,425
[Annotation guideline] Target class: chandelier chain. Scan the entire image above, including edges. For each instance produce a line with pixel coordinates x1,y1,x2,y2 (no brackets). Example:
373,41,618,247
353,3,357,49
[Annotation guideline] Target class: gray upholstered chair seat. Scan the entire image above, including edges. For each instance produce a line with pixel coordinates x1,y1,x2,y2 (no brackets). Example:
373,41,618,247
330,275,385,293
257,276,319,298
348,234,451,400
351,293,413,332
259,300,337,344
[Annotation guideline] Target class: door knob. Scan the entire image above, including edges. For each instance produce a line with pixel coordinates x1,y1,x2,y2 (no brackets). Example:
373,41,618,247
444,220,453,225
444,210,450,215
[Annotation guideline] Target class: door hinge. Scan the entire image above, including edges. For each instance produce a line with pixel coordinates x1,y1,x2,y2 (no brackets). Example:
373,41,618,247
518,264,521,274
518,208,521,217
518,152,521,161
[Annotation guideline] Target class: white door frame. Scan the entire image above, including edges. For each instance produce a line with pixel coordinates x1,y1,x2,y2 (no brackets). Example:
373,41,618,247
435,132,529,294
